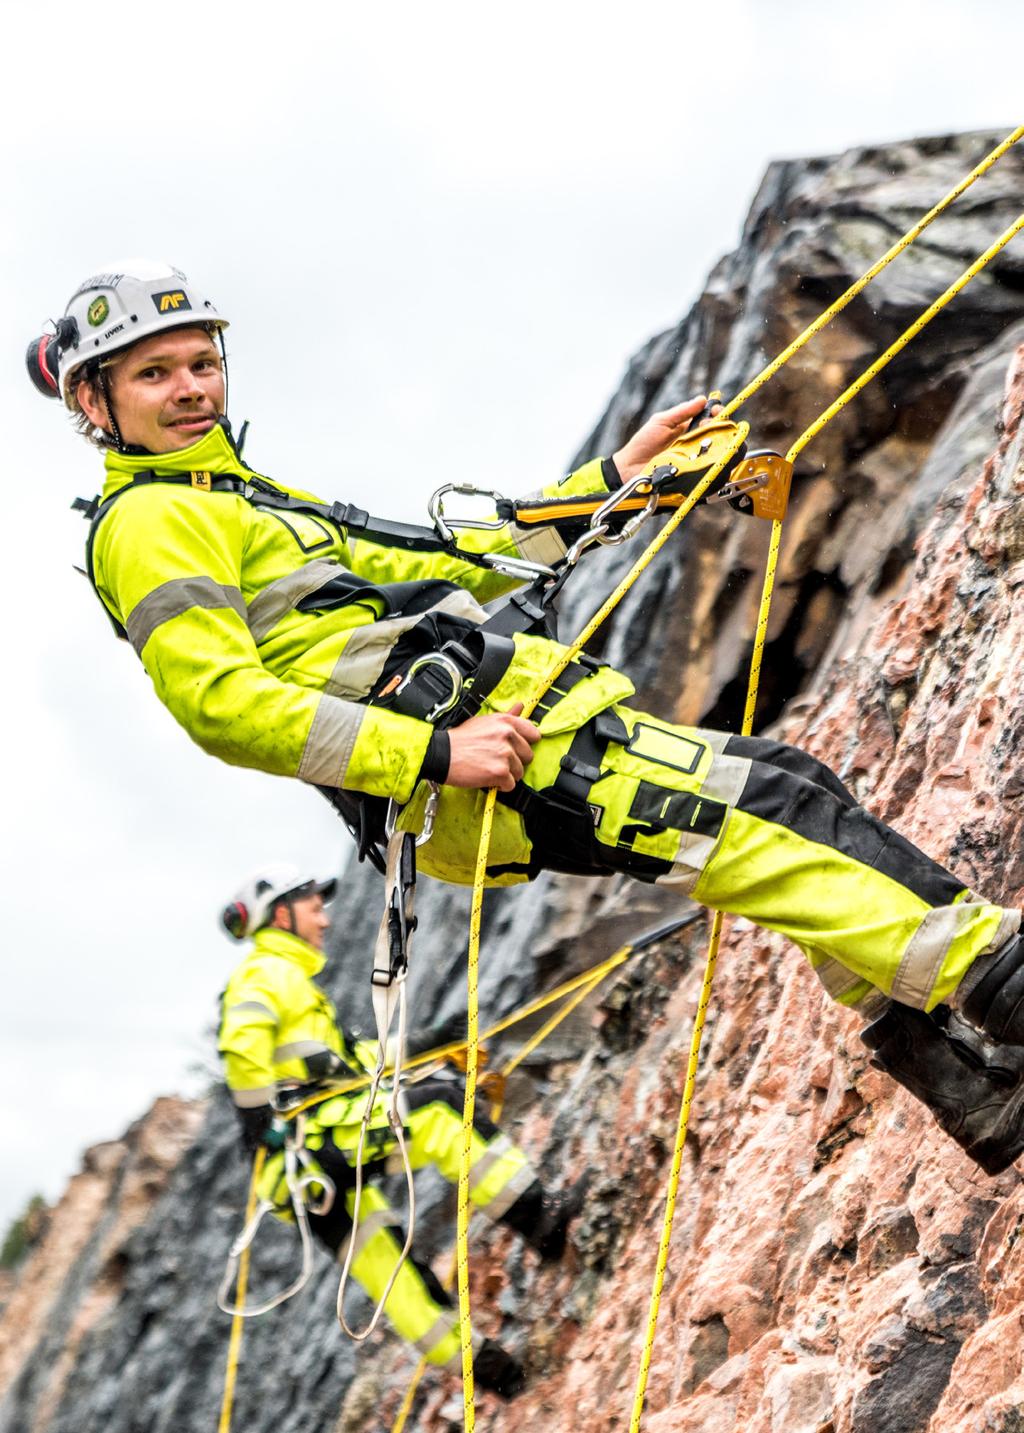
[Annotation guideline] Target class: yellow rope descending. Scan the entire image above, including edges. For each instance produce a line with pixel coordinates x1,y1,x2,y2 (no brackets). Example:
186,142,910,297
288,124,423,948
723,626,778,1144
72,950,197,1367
720,124,1024,421
628,517,783,1429
218,1147,266,1433
454,430,749,1429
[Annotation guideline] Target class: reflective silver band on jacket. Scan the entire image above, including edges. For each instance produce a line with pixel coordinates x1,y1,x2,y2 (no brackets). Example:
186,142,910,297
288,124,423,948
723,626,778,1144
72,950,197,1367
126,575,247,654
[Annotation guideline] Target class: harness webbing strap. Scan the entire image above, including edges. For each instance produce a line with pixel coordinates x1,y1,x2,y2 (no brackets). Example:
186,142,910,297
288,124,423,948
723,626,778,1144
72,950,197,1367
77,470,466,557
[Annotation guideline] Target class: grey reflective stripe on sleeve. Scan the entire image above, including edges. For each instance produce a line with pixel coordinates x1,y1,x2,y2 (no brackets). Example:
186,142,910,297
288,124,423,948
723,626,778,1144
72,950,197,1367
126,576,247,655
466,1132,538,1219
467,1133,516,1194
323,589,489,701
228,1000,277,1021
231,1085,276,1108
414,1310,461,1365
296,695,365,786
274,1039,333,1062
246,559,344,644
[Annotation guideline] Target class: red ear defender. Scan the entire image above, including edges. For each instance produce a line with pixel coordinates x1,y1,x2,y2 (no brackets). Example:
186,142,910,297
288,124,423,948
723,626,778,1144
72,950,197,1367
25,316,79,400
26,334,61,398
221,901,249,940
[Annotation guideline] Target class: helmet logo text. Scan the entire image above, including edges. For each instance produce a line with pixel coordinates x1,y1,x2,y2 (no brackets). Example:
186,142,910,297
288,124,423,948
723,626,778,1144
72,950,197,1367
153,289,192,314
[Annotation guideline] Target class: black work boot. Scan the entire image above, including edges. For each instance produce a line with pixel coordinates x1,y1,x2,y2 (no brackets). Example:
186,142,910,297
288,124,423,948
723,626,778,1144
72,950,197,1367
500,1174,590,1261
861,1001,1024,1175
473,1338,526,1399
961,935,1024,1045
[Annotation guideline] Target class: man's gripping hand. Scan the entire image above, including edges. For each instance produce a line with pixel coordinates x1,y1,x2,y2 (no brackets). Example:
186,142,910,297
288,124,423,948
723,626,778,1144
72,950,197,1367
445,704,541,791
612,394,723,483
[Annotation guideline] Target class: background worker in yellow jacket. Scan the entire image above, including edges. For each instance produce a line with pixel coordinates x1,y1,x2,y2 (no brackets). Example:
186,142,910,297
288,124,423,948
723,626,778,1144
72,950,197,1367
27,260,1024,1175
218,863,582,1397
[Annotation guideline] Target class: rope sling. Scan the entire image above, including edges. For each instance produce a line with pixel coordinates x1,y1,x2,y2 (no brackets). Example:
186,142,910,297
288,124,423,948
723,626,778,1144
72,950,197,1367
216,123,1024,1432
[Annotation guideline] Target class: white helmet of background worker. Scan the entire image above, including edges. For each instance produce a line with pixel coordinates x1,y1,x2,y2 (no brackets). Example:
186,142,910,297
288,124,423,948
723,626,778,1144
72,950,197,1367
220,865,338,941
25,258,228,405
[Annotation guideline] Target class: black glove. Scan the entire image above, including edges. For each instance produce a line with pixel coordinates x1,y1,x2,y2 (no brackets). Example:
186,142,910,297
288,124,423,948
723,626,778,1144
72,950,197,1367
235,1104,273,1156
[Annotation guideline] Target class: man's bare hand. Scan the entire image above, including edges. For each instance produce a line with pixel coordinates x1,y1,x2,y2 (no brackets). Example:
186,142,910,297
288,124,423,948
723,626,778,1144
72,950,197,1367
612,395,722,482
445,704,541,791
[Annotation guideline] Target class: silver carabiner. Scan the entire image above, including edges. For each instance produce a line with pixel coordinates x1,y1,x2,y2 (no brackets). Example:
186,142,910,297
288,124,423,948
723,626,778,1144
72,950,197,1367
393,651,464,723
562,470,660,566
385,780,441,848
429,483,509,543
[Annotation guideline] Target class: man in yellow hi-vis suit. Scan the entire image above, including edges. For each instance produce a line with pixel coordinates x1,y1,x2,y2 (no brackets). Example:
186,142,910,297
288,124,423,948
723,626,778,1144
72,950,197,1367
28,261,1024,1175
218,864,581,1397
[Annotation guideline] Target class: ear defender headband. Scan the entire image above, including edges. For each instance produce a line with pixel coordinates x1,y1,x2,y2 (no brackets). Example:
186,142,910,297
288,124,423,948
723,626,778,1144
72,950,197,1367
25,316,80,399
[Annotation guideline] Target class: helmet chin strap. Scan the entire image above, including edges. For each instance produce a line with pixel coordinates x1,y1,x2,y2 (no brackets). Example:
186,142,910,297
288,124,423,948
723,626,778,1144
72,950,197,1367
96,365,127,453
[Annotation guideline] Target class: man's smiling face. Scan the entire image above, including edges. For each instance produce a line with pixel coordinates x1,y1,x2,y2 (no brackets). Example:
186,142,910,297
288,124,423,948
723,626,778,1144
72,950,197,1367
77,326,226,452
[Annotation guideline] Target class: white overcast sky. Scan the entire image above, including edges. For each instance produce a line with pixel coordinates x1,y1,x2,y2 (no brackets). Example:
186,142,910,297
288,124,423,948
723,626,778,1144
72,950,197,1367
3,0,1023,1229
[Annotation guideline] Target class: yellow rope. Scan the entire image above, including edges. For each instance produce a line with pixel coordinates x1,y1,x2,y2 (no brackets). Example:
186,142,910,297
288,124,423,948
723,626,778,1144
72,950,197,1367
628,911,723,1430
264,923,700,1126
218,1147,266,1433
720,124,1024,421
455,794,495,1430
629,517,782,1428
391,1359,426,1433
453,430,748,1429
391,968,614,1432
785,208,1024,465
391,1251,460,1433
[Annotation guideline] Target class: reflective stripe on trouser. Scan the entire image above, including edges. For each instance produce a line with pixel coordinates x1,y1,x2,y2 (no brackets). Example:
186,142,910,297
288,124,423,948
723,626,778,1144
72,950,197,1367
521,710,1018,1013
398,1080,537,1221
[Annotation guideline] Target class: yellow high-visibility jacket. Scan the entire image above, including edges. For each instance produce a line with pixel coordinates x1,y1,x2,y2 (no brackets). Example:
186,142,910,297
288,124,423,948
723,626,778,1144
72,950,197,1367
218,925,371,1113
90,421,635,882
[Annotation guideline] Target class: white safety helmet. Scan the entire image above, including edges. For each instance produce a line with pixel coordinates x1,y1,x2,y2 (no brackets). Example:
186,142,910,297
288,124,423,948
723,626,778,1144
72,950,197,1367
220,864,338,941
26,258,228,405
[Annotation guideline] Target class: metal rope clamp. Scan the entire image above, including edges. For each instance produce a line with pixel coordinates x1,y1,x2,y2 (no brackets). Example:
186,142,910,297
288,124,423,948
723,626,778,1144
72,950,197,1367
706,451,794,521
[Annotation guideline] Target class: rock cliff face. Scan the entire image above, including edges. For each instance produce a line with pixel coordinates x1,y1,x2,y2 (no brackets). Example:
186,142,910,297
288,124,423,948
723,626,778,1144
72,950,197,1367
4,131,1024,1433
